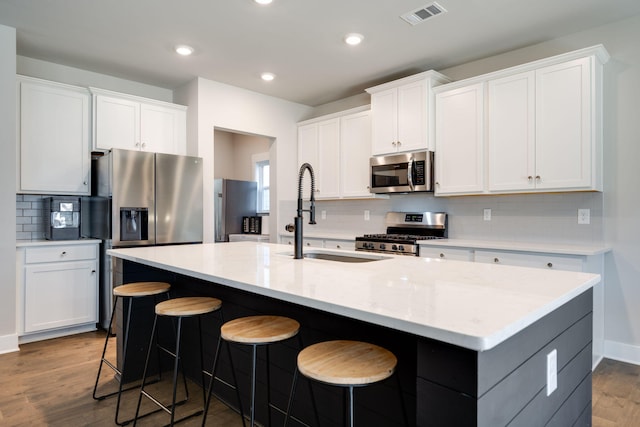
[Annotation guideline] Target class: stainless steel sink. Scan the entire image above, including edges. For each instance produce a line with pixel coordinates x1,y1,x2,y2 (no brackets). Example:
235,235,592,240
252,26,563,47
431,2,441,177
281,250,390,263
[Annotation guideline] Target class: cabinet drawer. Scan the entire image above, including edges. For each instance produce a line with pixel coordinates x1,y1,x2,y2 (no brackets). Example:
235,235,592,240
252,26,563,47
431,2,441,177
324,240,355,251
25,244,98,264
474,250,584,272
419,247,473,261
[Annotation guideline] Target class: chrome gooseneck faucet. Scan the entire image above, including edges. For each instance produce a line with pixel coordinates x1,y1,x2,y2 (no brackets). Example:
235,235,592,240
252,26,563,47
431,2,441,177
290,163,316,259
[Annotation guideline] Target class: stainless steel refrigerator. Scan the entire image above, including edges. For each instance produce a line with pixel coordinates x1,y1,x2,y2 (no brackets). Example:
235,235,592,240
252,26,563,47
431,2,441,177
214,178,257,242
83,148,203,328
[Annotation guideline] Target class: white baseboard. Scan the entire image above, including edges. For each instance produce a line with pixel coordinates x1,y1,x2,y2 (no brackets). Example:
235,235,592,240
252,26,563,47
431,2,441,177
0,333,19,354
604,340,640,365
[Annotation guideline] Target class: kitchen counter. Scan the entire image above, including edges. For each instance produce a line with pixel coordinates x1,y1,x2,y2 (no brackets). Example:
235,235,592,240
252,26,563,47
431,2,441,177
108,242,598,351
108,242,598,426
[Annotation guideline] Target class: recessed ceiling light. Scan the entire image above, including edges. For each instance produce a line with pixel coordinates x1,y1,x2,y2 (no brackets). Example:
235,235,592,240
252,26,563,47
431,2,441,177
261,72,276,81
175,45,194,56
344,33,364,46
254,0,273,5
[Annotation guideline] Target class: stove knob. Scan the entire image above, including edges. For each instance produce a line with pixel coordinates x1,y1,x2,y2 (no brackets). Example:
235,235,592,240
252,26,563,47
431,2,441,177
380,243,386,250
398,245,405,251
392,244,398,251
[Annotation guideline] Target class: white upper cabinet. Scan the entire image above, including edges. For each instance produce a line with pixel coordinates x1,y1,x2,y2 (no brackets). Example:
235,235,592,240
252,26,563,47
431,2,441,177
534,57,594,191
434,82,485,196
17,76,91,195
297,106,378,200
366,71,450,155
92,88,187,155
434,45,609,196
487,71,536,192
340,109,373,198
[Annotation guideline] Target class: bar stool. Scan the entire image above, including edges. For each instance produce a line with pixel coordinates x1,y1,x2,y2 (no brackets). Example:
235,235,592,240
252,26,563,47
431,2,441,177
134,296,223,426
202,315,300,427
284,340,408,427
92,281,171,426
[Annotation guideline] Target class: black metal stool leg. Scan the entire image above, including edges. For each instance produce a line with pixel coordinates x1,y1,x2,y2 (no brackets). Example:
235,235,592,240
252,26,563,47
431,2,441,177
283,367,299,427
249,344,258,426
169,317,184,426
347,386,354,427
92,295,119,400
134,313,159,426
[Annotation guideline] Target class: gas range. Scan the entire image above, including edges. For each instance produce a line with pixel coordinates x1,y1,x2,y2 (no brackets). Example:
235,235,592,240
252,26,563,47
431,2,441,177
355,212,447,256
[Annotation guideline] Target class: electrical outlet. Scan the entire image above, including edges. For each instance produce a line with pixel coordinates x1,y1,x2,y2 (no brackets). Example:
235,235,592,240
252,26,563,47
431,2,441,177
364,210,370,221
546,349,558,396
578,209,590,225
483,208,491,221
321,210,326,220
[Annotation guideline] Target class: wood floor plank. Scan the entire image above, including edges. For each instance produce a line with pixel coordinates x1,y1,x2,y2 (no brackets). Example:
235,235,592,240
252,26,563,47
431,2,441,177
1,331,639,426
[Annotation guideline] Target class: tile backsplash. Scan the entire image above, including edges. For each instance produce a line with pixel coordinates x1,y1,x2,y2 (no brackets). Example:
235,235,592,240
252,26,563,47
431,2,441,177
16,194,48,240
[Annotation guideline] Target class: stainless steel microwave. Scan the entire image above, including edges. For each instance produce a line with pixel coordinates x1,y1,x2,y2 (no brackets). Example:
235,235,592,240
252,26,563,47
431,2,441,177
370,151,434,193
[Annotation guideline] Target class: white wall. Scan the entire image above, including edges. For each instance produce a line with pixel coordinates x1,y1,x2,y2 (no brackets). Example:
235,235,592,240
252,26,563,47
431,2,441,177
175,77,313,244
0,25,17,353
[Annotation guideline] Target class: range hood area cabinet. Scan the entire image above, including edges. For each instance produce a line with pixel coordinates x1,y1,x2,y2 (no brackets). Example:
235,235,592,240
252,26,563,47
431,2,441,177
366,70,451,156
297,105,380,200
16,76,91,195
91,87,187,156
433,45,609,197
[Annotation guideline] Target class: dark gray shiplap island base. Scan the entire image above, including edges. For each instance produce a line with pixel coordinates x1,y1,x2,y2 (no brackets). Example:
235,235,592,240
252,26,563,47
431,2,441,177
108,243,598,426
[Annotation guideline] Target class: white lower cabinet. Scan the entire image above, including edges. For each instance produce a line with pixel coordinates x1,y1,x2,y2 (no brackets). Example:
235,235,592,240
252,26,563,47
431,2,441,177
17,242,99,342
419,247,473,261
280,236,354,250
474,249,583,271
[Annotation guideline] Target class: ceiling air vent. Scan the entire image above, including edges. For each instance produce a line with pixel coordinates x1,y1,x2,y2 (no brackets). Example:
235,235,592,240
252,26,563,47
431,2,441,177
400,2,447,25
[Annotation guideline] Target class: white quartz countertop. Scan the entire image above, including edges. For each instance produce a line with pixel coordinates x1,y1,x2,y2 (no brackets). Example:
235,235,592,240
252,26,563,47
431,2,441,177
418,238,611,256
108,242,600,352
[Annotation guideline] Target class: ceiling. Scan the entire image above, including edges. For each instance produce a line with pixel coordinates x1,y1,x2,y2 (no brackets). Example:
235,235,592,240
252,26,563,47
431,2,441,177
1,0,639,107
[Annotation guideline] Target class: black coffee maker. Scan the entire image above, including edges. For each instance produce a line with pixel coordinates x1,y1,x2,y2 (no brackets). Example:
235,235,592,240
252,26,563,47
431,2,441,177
43,197,81,240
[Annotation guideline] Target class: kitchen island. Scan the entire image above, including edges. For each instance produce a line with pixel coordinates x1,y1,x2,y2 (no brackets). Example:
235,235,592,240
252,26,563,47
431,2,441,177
109,242,600,426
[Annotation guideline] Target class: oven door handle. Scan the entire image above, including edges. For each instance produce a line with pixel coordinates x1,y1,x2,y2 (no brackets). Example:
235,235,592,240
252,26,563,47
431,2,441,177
408,156,415,191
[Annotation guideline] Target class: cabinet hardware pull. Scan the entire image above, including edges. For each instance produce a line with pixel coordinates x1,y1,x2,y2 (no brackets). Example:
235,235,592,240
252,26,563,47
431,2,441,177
494,257,500,263
528,176,533,181
61,251,67,256
536,175,541,180
392,141,397,146
91,270,96,274
336,245,341,249
439,253,445,258
547,262,553,268
397,141,402,146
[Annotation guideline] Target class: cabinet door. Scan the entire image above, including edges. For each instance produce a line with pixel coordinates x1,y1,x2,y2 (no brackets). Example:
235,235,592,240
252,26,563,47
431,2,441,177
19,80,90,195
24,260,98,333
535,57,592,190
140,103,186,155
94,95,139,151
371,89,398,155
435,83,485,195
397,80,427,152
324,240,355,251
488,72,536,192
340,110,372,198
317,119,341,199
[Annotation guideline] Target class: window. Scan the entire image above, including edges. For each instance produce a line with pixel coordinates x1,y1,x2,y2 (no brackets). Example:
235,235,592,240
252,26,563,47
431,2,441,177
255,159,270,213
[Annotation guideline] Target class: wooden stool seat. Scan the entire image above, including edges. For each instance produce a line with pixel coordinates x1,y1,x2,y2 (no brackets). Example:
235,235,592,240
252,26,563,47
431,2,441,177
113,281,171,298
221,315,300,344
155,296,222,317
297,340,397,386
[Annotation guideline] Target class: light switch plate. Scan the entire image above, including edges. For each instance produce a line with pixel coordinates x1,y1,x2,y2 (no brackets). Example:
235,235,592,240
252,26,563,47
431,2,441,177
578,209,590,225
546,349,557,396
483,208,491,221
364,210,370,221
321,210,326,220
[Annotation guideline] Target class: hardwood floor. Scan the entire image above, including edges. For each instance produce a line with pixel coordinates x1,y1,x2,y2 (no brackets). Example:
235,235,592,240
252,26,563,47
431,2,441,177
0,331,638,426
0,331,243,426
